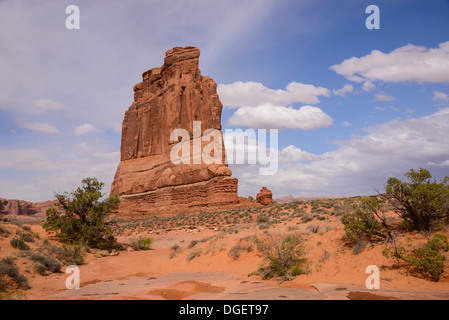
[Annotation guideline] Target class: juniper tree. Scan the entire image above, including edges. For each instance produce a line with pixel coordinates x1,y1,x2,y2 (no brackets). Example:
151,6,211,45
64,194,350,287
43,178,120,250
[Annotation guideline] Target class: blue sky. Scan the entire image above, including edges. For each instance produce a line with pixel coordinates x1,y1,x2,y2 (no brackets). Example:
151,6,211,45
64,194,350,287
0,0,449,201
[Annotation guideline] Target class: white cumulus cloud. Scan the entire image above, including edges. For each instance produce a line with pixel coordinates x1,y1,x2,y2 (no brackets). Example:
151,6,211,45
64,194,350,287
227,103,333,130
330,41,449,84
278,145,322,163
433,91,449,106
375,94,395,102
218,81,330,108
362,81,375,92
16,119,61,135
333,84,353,97
74,123,101,136
31,99,64,114
230,107,449,198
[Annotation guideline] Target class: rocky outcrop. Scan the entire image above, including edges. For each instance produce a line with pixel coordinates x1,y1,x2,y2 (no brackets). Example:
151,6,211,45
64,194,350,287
256,187,275,206
0,199,53,217
111,46,239,214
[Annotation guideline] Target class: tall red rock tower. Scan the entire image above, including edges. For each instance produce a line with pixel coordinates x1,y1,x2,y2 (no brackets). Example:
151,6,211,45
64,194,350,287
111,46,239,214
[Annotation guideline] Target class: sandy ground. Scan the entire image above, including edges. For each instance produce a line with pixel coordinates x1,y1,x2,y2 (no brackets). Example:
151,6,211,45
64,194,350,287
1,202,449,300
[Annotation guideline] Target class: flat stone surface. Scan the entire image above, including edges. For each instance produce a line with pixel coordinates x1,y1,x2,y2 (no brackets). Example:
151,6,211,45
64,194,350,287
53,272,449,300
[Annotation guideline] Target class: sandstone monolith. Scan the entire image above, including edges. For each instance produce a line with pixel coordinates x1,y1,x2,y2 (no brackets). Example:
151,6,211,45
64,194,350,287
111,46,239,214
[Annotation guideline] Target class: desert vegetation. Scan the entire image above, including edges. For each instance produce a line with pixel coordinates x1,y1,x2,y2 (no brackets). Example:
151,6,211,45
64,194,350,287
43,177,120,250
253,233,308,280
0,223,88,299
1,168,448,299
341,168,449,281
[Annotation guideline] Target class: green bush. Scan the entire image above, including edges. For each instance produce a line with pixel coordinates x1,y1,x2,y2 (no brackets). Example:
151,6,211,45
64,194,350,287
59,244,87,265
43,177,120,250
10,237,30,251
341,168,449,251
130,237,153,251
385,168,449,231
300,213,313,223
256,234,307,280
383,234,449,281
340,197,387,243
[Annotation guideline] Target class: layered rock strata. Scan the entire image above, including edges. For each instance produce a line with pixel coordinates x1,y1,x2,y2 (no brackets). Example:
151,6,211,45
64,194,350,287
0,199,53,217
256,187,275,206
111,46,239,214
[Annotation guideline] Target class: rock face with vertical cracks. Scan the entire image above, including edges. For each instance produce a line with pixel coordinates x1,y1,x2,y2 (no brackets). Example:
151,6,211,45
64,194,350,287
111,46,239,214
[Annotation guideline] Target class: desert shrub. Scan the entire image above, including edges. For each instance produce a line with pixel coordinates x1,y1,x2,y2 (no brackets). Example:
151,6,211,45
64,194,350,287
130,236,153,251
40,241,86,265
10,237,30,251
331,204,346,216
258,223,270,230
0,279,9,294
43,177,120,250
32,262,48,276
322,202,334,209
19,232,35,243
29,253,61,275
257,214,269,224
340,196,390,243
256,234,307,280
0,257,30,291
228,244,242,260
352,236,369,255
300,213,313,223
186,248,202,262
56,245,87,265
385,168,449,231
0,225,11,238
93,250,111,258
383,234,449,281
21,226,40,239
228,242,253,261
169,244,182,259
188,240,199,249
306,223,320,234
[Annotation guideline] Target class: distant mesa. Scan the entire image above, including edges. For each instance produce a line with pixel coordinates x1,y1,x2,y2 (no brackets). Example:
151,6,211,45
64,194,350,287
0,198,53,218
110,46,240,214
275,195,295,203
274,194,341,203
